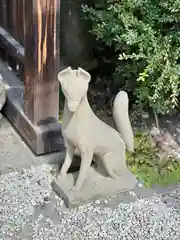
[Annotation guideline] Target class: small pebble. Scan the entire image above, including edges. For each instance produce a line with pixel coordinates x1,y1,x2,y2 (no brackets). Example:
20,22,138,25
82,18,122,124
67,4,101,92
44,196,49,202
138,182,143,188
129,191,136,197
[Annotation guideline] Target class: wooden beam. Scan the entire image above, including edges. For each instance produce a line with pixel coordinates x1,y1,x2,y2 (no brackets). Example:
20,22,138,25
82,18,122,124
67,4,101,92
24,0,60,125
0,26,24,62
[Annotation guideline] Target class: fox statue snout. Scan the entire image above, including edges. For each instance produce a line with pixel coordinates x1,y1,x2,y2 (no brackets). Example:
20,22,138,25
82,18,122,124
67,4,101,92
67,100,80,112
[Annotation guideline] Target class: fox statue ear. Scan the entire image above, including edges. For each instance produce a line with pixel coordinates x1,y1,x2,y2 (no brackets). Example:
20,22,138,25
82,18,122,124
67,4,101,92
77,67,91,83
57,67,72,84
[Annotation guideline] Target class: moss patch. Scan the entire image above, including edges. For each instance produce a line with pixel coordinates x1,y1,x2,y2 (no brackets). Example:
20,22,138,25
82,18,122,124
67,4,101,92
59,111,63,124
127,132,180,187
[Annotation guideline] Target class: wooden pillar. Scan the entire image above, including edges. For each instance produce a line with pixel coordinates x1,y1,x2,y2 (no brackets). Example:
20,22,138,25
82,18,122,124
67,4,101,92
20,0,64,154
24,0,60,125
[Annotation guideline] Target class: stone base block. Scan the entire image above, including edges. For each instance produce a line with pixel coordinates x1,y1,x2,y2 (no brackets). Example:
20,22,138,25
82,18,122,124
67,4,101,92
0,61,65,155
52,166,137,208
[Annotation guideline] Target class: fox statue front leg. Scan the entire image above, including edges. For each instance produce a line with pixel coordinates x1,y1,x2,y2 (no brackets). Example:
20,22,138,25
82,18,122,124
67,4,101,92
59,139,74,178
72,143,93,192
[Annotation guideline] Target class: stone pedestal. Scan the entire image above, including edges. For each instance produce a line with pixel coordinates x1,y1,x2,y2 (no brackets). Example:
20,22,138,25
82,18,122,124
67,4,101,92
52,166,137,208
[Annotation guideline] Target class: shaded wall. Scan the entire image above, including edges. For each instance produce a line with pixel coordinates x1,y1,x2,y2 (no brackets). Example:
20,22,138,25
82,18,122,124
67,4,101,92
60,0,96,70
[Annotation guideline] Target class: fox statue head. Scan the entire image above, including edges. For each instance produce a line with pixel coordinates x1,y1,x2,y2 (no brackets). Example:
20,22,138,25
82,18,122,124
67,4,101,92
57,67,91,112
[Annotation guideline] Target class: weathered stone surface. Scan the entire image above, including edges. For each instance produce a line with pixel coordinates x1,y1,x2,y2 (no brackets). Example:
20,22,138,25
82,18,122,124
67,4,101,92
0,116,64,174
52,166,137,208
57,67,135,194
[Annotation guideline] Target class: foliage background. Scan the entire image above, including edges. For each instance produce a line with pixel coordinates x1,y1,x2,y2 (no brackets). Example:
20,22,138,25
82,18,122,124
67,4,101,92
82,0,180,115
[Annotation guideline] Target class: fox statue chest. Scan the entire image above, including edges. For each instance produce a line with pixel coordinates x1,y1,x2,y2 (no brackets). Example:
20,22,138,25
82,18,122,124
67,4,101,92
62,114,79,145
62,100,90,146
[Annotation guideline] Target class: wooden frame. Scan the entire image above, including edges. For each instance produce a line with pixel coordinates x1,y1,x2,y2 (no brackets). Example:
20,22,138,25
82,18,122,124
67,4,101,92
0,0,65,155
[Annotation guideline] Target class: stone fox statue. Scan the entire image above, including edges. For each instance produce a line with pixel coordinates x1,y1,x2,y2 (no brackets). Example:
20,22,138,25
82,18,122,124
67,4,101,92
57,67,134,191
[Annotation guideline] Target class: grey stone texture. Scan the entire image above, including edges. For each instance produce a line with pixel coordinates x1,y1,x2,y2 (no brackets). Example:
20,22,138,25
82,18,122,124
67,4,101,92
52,165,137,208
0,116,64,174
1,115,180,239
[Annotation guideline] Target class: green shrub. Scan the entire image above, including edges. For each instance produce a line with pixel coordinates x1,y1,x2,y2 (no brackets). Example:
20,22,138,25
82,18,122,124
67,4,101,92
127,132,180,187
82,0,180,114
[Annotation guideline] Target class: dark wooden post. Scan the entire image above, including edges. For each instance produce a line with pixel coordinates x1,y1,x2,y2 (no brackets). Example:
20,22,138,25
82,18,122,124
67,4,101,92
22,0,63,154
24,0,60,125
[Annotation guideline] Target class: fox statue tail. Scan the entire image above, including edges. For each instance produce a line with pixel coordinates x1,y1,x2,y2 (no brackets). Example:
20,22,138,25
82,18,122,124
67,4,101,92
113,91,134,152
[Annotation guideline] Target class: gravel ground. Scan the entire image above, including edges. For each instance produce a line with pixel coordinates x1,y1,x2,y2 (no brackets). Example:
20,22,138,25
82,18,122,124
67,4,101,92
1,164,180,240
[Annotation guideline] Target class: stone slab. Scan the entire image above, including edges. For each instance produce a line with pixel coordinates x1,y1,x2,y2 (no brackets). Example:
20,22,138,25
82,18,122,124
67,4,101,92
0,116,66,174
52,166,137,208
